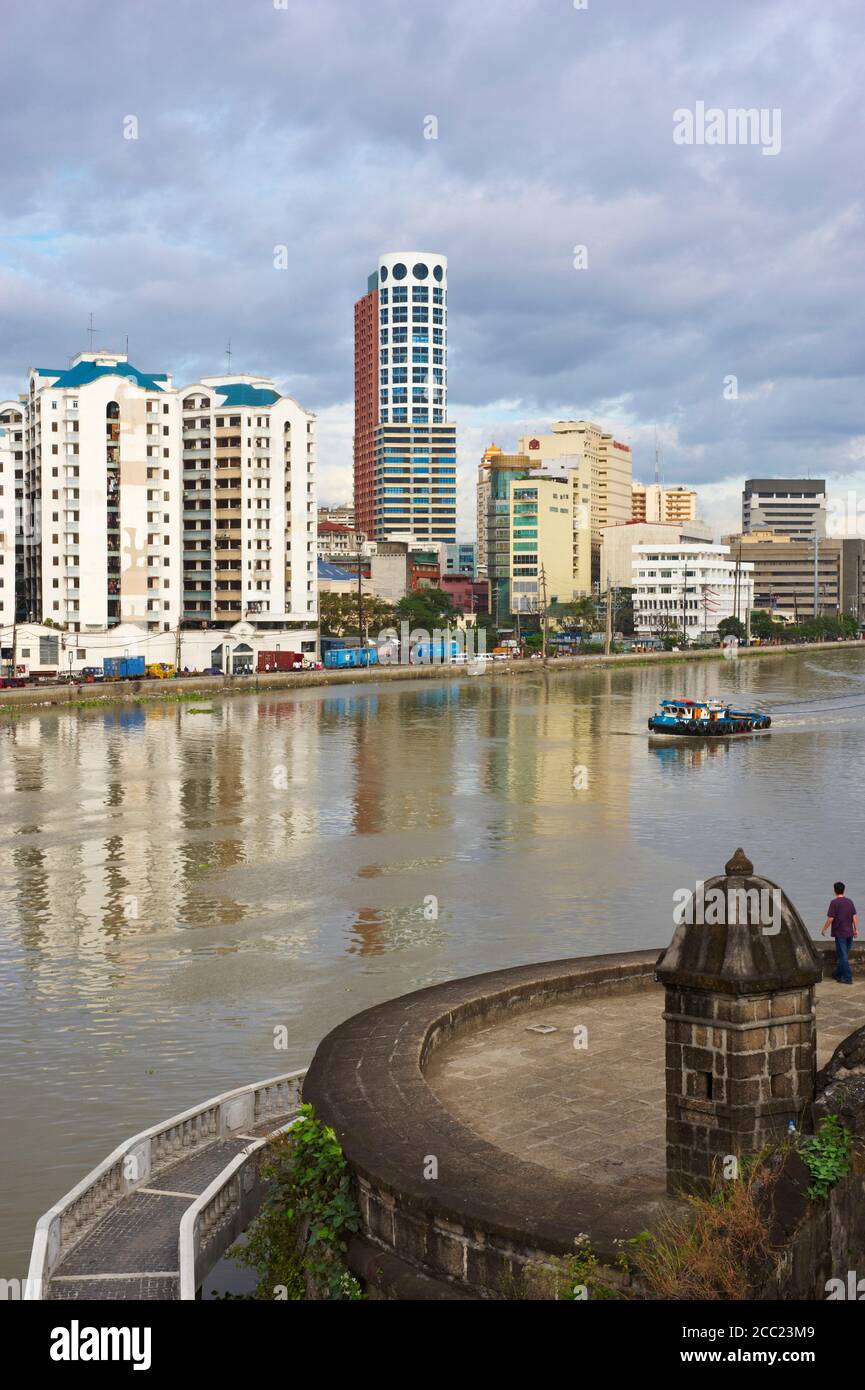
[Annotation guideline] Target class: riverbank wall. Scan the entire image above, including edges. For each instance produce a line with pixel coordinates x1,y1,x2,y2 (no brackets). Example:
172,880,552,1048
0,638,861,712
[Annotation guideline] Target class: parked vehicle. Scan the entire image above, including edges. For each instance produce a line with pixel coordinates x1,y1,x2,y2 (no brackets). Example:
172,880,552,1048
78,667,104,683
102,656,146,681
145,662,176,679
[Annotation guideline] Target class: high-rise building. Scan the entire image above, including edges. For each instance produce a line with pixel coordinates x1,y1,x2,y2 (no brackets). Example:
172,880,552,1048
22,352,181,632
177,376,317,629
516,420,632,583
742,478,826,539
476,444,498,578
509,475,574,614
632,482,698,524
479,448,539,624
16,352,316,635
632,543,754,639
0,400,24,632
353,252,456,545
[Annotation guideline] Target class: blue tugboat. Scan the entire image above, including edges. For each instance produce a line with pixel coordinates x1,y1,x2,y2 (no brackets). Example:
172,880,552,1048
648,698,771,737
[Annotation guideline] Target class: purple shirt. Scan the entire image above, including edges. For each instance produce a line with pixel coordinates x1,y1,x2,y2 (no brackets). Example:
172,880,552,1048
828,896,857,939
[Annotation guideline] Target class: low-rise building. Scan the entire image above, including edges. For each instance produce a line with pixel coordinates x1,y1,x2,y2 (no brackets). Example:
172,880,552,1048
632,543,753,640
723,530,865,623
369,539,440,603
441,541,476,580
601,519,714,590
317,520,370,558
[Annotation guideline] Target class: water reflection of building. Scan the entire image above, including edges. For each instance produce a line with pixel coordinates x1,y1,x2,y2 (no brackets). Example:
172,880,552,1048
344,684,460,955
474,672,633,827
0,695,327,974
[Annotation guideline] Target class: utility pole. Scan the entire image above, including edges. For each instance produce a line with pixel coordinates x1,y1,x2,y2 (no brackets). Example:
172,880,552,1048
175,624,182,673
539,565,549,666
604,582,613,656
356,543,365,652
681,567,688,648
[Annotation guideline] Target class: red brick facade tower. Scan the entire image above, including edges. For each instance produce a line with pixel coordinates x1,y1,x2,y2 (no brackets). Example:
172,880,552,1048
353,280,378,539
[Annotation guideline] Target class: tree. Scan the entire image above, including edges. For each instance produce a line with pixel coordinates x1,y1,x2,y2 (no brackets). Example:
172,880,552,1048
558,596,598,633
718,616,746,641
319,591,395,637
749,609,776,640
394,587,459,627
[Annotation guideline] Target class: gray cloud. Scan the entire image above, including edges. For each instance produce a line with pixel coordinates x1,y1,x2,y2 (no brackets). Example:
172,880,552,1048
1,0,863,534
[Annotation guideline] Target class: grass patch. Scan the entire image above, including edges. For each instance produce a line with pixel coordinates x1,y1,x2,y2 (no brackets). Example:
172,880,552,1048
623,1156,779,1300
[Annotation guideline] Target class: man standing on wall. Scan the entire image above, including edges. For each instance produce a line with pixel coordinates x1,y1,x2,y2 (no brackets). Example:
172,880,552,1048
821,882,858,985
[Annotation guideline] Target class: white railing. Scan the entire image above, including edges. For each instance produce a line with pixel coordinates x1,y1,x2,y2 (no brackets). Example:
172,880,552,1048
178,1116,298,1300
26,1068,307,1300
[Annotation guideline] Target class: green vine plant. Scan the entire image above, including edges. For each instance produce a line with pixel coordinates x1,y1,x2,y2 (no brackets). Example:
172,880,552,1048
230,1103,363,1300
798,1114,853,1201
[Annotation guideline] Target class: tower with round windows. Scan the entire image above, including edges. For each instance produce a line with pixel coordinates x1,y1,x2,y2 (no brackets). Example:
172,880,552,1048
354,252,456,545
376,252,447,427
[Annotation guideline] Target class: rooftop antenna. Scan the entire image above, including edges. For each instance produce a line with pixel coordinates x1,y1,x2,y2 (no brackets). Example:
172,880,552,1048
125,334,129,358
87,313,100,350
225,338,233,372
654,429,660,486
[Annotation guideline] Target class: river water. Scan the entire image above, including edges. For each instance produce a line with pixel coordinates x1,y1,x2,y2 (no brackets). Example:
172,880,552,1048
2,648,865,1270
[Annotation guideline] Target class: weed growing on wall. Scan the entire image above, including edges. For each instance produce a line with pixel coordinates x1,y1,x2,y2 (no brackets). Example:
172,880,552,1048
799,1114,853,1200
231,1104,363,1300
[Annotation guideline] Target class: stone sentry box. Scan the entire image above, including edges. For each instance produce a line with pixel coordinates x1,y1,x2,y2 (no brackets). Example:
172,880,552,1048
656,848,822,1195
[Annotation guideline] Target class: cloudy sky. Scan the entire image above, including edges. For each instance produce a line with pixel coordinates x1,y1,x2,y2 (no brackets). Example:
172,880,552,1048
2,0,864,538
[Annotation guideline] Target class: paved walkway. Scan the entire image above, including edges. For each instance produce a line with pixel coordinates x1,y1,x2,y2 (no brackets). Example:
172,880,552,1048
46,1114,290,1301
425,979,865,1193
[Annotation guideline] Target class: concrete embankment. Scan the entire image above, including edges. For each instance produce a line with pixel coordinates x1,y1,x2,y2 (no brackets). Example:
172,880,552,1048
0,639,860,713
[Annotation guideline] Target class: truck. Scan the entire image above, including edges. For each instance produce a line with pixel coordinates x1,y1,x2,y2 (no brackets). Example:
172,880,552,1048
256,650,304,673
145,662,176,679
323,647,379,670
102,655,146,681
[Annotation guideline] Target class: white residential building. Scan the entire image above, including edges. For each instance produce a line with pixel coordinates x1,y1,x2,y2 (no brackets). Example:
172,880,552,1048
22,352,181,633
178,375,317,628
632,543,754,639
16,352,317,639
0,399,24,636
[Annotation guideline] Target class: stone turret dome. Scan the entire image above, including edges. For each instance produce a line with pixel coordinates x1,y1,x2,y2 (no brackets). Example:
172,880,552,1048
656,848,822,995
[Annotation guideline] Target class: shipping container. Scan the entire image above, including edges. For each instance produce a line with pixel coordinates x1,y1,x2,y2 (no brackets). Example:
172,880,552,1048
103,656,146,680
256,651,303,673
323,647,379,670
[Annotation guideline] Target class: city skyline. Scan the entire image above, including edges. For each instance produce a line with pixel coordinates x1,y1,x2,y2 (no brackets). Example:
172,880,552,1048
3,0,864,541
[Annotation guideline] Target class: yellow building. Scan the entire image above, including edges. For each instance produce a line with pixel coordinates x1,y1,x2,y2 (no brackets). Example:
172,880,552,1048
516,420,632,585
509,475,574,613
632,482,698,523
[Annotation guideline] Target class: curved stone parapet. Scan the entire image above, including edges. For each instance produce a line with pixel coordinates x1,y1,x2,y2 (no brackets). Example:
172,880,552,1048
303,950,669,1297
